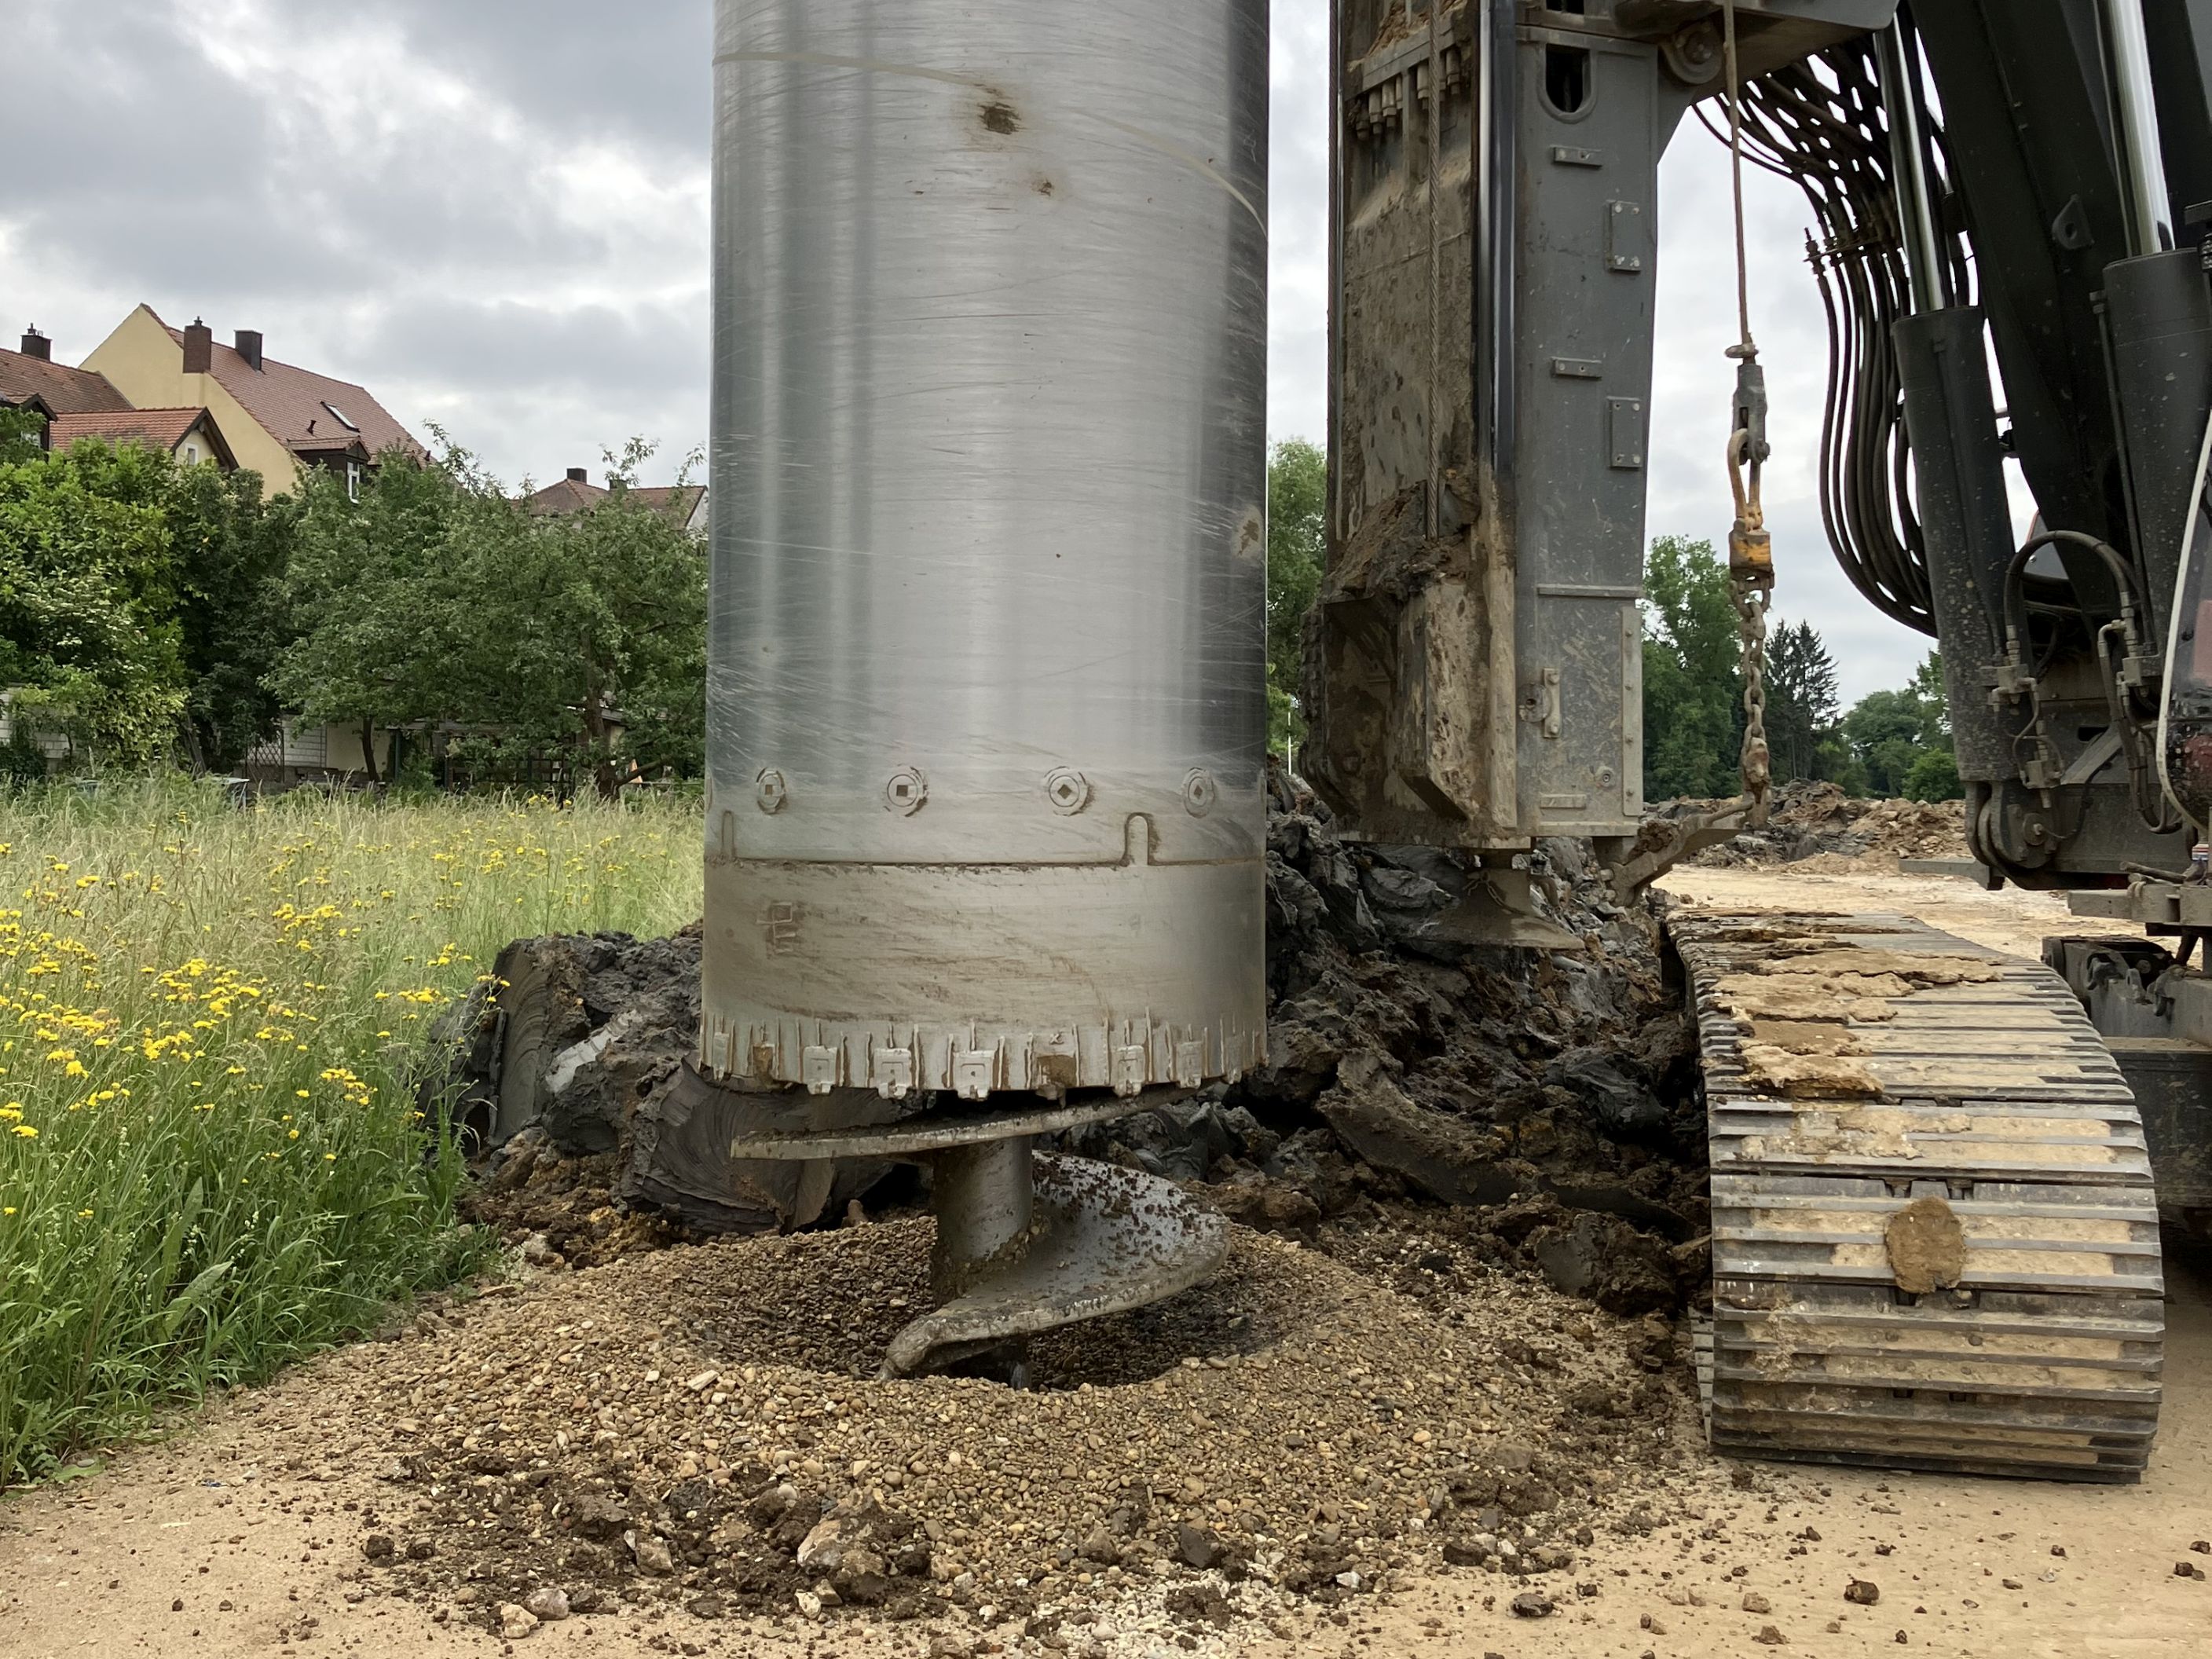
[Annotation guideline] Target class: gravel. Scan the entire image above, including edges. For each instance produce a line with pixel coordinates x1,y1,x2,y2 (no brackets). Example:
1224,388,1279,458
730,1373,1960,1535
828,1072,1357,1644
320,1213,1706,1642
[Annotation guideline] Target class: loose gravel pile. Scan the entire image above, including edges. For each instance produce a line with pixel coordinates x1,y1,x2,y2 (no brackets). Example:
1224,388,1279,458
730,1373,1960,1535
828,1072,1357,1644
1687,782,1968,871
328,1213,1703,1645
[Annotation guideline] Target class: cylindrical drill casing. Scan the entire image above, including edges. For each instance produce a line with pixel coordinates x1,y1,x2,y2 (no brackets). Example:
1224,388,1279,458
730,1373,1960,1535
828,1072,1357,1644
704,0,1270,1100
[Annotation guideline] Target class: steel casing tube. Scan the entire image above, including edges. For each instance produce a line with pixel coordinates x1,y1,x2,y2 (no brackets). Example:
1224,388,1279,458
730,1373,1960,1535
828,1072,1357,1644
705,0,1271,1101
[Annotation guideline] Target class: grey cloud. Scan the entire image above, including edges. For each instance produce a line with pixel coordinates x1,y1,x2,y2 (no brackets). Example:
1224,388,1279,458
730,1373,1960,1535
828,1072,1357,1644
364,297,707,404
0,0,1935,699
377,1,711,157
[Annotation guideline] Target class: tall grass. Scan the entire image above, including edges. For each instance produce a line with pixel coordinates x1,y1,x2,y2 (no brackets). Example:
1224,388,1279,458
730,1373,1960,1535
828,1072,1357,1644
0,777,701,1481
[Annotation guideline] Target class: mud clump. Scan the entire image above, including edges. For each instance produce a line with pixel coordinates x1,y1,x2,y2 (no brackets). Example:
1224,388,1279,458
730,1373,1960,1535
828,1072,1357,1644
434,777,1708,1313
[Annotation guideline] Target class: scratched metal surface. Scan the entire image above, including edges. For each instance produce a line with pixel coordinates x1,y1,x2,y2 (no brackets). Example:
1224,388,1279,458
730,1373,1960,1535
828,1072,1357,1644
702,0,1270,1097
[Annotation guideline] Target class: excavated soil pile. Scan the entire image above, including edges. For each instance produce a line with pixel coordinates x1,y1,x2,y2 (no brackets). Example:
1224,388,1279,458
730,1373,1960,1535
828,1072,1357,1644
1679,781,1968,872
446,781,1709,1318
331,1210,1703,1643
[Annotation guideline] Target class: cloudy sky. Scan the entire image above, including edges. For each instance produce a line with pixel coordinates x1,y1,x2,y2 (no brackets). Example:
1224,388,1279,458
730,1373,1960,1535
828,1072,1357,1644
2,0,1933,700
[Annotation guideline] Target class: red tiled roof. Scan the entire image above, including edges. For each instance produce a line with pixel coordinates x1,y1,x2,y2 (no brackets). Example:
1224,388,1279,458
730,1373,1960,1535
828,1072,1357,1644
47,408,230,462
632,485,706,522
523,475,605,515
0,347,131,416
152,310,423,461
522,477,705,526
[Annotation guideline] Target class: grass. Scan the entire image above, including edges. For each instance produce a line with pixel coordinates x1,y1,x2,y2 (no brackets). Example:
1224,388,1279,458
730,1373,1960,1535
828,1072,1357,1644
0,776,701,1483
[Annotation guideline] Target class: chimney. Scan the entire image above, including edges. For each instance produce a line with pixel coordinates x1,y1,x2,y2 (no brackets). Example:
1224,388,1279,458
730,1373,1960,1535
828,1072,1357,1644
182,318,214,375
18,327,49,361
235,329,263,371
567,467,589,483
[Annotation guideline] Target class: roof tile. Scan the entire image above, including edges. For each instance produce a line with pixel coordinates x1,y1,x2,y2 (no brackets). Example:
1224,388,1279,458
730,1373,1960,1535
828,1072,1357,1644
156,315,423,461
0,348,132,416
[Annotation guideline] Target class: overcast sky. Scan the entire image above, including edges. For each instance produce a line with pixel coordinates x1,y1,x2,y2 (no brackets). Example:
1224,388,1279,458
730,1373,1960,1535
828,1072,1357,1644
2,0,1932,701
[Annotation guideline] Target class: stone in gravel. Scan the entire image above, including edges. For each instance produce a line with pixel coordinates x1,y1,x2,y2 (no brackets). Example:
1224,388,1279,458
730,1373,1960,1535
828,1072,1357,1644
1175,1525,1222,1571
748,1482,797,1529
2001,1579,2023,1590
1845,1579,1881,1605
796,1518,843,1570
1755,1625,1785,1646
833,1549,891,1606
498,1602,538,1639
404,1537,436,1562
567,1494,628,1542
2192,1540,2210,1555
523,1588,569,1622
361,1534,395,1563
1511,1591,1554,1618
625,1530,674,1575
2051,1545,2067,1557
929,1635,976,1658
1639,1613,1666,1634
569,1588,605,1614
1078,1527,1119,1565
1441,1540,1485,1568
1742,1591,1772,1613
520,1233,562,1267
2177,1562,2207,1581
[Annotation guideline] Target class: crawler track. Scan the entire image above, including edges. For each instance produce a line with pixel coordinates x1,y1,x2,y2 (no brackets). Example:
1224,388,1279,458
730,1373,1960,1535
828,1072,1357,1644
1675,911,2165,1482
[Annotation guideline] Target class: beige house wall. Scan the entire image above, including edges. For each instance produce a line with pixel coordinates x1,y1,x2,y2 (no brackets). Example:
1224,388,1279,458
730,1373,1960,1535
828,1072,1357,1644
80,306,299,500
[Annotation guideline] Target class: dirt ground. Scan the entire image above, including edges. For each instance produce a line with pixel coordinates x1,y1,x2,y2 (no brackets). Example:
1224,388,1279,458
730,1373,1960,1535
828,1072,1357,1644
2,866,2207,1659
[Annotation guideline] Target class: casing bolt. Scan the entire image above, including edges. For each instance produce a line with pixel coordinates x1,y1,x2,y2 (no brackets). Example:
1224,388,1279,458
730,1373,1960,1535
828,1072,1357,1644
1183,768,1219,818
1044,767,1091,815
755,769,788,814
884,767,929,816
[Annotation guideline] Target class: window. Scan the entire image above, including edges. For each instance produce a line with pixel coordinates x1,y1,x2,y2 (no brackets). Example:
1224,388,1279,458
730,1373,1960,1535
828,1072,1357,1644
346,460,362,502
181,443,200,464
323,402,360,433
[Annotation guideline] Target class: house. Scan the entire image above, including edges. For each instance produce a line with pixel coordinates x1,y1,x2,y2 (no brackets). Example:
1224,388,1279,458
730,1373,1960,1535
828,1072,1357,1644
523,466,709,537
47,408,236,470
80,306,423,500
0,328,133,430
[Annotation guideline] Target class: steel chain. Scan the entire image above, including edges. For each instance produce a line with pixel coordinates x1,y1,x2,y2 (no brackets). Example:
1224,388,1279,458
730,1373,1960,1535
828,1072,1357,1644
1734,573,1772,819
1722,0,1774,830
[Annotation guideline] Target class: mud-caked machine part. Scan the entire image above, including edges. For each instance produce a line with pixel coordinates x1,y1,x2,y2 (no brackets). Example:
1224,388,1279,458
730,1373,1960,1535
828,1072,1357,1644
1675,910,2165,1482
701,0,1269,1370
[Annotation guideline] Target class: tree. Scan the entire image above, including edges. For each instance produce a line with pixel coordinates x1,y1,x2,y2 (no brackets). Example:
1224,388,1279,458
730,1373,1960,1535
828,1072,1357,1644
273,441,486,782
0,406,45,464
1265,438,1325,751
1641,535,1746,800
273,435,708,792
0,438,187,766
167,464,297,771
452,441,707,791
1839,650,1958,797
1763,619,1843,785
